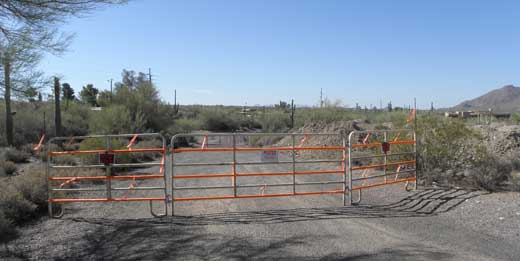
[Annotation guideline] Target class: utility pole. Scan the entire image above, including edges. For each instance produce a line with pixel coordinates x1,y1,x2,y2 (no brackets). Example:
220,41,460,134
290,99,295,129
148,68,152,84
108,78,113,102
320,88,323,108
380,99,382,111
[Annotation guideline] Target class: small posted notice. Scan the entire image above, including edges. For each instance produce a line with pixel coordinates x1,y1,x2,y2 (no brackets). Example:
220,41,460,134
261,150,279,162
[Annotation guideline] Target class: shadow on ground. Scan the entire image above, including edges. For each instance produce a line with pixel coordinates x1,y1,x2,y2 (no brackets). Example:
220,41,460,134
4,189,486,260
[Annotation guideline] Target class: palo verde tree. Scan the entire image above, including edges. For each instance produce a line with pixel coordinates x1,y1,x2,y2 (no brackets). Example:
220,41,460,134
0,0,127,145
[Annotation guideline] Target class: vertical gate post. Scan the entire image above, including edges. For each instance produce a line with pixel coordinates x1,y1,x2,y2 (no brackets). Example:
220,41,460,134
171,135,176,216
347,133,353,205
232,134,237,197
342,137,347,206
383,131,387,182
292,134,296,195
105,136,112,201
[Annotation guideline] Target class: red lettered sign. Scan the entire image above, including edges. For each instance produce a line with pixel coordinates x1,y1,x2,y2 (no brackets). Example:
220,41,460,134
99,153,115,165
381,142,390,154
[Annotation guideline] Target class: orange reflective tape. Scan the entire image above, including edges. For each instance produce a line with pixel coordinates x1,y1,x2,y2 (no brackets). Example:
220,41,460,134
59,177,77,188
352,177,416,190
298,134,309,147
201,135,208,149
159,154,165,174
363,132,371,144
34,134,46,152
406,109,416,123
127,134,139,149
351,160,416,171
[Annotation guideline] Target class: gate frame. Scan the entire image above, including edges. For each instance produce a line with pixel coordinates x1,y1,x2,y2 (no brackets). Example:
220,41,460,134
170,132,348,216
347,129,417,205
46,133,168,218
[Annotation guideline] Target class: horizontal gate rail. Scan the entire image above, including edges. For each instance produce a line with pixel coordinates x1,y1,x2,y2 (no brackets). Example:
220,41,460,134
47,133,168,218
347,129,417,205
171,133,348,215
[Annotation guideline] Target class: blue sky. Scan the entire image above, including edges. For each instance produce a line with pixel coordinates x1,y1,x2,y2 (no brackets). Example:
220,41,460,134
41,0,520,108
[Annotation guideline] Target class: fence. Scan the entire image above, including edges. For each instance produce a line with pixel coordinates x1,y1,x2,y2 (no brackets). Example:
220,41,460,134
46,133,168,217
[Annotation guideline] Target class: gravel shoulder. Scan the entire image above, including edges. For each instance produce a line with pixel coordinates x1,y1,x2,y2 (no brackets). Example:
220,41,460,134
2,150,520,260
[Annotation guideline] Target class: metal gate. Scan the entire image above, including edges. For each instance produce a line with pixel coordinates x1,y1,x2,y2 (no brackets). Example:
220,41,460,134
46,133,168,217
170,133,347,215
347,129,417,205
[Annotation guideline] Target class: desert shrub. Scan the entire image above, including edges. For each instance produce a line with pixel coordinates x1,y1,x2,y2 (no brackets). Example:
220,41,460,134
200,110,239,132
259,111,291,132
0,161,17,175
0,183,37,224
19,143,37,156
169,118,202,135
132,139,164,162
51,155,77,166
0,209,18,244
12,168,48,209
5,148,30,163
416,115,515,190
88,105,135,134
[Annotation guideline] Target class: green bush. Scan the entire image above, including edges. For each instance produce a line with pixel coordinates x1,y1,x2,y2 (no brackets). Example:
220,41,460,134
0,183,37,224
259,111,291,132
0,160,17,175
13,168,48,209
0,209,18,244
5,148,31,163
200,110,239,132
51,155,77,166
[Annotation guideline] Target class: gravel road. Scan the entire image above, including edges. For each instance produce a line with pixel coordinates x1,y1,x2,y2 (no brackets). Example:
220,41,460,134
3,148,520,260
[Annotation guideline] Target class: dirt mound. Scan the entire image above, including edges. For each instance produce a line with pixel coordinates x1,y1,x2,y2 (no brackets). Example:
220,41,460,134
471,123,520,156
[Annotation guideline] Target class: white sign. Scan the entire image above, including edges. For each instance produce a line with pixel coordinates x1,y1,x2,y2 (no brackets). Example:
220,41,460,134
261,150,279,162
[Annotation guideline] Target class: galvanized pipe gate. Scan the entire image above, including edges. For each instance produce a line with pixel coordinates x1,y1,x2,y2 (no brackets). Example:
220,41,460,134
46,130,416,217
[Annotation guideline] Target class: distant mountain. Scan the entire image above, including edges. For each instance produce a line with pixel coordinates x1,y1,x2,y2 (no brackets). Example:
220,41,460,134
453,85,520,112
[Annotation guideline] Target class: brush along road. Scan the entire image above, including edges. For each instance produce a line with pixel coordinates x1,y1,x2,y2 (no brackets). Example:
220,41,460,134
5,150,520,260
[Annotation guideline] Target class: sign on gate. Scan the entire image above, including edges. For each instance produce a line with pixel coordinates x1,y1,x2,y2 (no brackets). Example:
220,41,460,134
261,150,279,162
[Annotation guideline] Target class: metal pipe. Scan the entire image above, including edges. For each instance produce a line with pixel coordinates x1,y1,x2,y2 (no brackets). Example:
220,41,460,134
292,134,296,194
352,169,416,181
232,134,237,197
350,152,415,160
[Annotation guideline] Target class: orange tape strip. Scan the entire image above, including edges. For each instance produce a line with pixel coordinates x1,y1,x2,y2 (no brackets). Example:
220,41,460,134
127,134,139,149
34,134,46,152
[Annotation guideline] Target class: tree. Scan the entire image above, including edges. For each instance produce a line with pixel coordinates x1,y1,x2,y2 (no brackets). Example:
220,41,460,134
0,1,127,144
1,33,46,145
0,1,126,50
80,84,98,106
62,83,74,100
62,82,74,110
54,77,62,137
